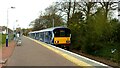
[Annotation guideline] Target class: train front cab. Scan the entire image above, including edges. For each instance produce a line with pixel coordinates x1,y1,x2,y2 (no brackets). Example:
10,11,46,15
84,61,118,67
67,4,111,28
53,28,71,50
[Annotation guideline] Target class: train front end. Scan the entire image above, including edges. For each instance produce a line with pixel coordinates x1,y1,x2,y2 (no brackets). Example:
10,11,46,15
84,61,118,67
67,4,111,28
53,28,71,49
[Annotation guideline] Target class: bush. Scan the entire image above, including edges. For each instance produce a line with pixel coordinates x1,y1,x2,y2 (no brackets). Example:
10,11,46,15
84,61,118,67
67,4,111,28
68,9,120,63
2,34,6,44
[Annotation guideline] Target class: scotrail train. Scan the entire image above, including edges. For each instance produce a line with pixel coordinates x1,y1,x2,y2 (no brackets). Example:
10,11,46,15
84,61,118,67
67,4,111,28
28,26,71,49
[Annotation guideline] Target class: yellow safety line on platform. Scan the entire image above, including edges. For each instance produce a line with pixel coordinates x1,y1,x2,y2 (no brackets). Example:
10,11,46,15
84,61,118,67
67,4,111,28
26,36,94,68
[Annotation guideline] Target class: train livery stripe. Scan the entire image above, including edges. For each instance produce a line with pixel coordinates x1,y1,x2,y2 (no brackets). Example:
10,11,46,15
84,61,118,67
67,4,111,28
26,36,94,68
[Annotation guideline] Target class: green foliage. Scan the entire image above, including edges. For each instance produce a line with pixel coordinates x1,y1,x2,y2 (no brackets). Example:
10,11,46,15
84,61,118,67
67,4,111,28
0,34,14,47
68,3,119,63
68,12,83,50
0,34,2,47
69,23,81,50
97,43,119,62
2,34,6,45
22,28,32,36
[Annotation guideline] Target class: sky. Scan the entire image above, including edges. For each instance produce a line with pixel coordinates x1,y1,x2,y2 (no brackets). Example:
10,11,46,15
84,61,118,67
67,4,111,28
0,0,58,30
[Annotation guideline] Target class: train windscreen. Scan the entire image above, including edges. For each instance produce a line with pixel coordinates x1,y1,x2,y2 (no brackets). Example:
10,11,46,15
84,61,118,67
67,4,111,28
53,28,70,37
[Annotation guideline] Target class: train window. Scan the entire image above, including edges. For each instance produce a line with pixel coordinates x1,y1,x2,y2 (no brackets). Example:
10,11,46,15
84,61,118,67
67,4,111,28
60,30,65,37
45,32,49,38
54,30,59,37
48,31,52,39
54,28,70,37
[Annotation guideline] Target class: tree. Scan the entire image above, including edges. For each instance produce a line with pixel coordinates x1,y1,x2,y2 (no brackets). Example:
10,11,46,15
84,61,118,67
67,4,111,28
99,0,118,21
56,0,72,26
41,14,64,28
22,28,32,36
72,0,76,14
76,1,96,21
30,12,64,31
68,11,84,49
32,18,46,31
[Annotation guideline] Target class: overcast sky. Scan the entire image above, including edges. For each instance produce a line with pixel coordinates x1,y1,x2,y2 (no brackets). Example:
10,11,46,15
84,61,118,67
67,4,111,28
0,0,58,30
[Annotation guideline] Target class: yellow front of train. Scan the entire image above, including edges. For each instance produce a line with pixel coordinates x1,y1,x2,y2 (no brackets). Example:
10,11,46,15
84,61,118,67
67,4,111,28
53,28,71,48
54,37,70,45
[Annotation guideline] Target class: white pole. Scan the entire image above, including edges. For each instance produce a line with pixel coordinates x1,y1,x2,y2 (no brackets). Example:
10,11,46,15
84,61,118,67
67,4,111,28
6,8,9,47
6,7,15,47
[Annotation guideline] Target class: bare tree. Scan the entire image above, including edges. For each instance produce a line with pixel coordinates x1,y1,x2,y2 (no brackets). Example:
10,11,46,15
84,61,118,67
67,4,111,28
72,0,76,14
99,0,118,20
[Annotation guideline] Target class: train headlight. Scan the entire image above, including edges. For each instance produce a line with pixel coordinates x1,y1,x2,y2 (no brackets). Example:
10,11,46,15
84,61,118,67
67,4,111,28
55,41,59,43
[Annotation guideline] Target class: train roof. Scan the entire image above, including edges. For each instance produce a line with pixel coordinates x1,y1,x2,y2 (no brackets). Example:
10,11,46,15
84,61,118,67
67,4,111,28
29,26,68,34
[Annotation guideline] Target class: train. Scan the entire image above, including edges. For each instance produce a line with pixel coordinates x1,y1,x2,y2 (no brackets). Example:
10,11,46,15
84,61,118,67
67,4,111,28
28,26,71,49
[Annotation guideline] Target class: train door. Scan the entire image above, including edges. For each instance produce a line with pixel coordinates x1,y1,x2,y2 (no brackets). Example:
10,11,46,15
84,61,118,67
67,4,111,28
44,32,48,43
40,32,44,42
44,31,52,44
35,33,39,40
48,31,52,44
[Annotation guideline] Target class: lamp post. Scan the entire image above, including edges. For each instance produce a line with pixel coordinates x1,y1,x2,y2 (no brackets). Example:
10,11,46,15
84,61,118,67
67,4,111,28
6,6,15,47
